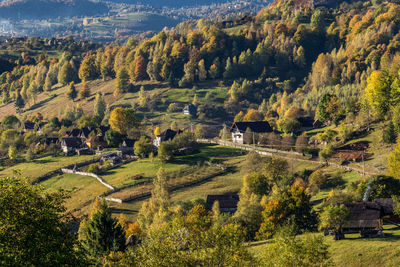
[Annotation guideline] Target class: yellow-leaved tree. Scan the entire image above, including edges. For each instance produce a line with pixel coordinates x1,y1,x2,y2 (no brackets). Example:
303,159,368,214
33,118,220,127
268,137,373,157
109,107,138,135
364,70,393,117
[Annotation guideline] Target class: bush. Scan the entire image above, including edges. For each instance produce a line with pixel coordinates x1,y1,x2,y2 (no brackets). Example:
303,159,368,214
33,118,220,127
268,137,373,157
87,163,100,174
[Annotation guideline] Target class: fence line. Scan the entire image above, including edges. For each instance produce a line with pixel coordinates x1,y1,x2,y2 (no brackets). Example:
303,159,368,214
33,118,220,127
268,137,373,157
198,138,381,176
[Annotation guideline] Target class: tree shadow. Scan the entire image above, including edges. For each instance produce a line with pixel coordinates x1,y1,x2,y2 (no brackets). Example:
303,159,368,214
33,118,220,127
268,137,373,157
25,94,57,111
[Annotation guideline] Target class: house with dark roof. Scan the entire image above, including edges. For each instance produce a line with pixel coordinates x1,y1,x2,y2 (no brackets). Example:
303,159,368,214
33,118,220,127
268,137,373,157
117,139,136,156
61,137,83,153
374,198,400,224
297,117,322,132
153,129,182,147
183,104,197,115
65,129,82,138
342,202,383,235
229,121,273,144
206,194,239,213
23,122,35,132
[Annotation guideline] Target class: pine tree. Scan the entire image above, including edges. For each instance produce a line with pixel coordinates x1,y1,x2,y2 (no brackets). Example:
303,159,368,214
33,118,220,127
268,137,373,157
79,82,91,100
79,199,125,257
66,82,77,101
223,57,235,79
94,92,106,118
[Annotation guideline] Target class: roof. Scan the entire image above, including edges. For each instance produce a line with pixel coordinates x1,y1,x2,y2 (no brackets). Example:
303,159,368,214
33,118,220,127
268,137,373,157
80,127,94,138
99,125,110,134
66,129,81,138
122,139,136,147
374,198,397,215
297,117,315,128
44,137,59,145
61,137,82,148
158,129,178,141
230,121,273,133
24,122,35,130
206,194,239,211
343,202,383,229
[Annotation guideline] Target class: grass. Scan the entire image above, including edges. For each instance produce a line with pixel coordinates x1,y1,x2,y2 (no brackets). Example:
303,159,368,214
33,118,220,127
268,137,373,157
101,159,188,188
42,173,109,213
248,224,400,267
0,154,97,182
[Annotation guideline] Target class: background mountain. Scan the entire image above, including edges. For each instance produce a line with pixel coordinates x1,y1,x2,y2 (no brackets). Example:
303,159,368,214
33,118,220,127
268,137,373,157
0,0,109,19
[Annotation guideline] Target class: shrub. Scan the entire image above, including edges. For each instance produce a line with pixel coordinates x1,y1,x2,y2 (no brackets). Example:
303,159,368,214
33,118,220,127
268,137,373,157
87,163,100,174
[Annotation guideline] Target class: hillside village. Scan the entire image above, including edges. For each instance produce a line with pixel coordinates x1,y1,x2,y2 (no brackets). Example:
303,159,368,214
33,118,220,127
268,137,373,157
3,0,400,266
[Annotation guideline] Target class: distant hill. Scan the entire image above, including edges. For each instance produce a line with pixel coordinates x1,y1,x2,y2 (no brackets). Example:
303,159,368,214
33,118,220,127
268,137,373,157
102,0,234,8
0,0,109,20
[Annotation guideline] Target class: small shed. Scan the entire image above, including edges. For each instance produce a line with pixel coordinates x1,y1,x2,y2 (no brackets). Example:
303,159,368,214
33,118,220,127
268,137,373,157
153,129,181,147
206,194,239,213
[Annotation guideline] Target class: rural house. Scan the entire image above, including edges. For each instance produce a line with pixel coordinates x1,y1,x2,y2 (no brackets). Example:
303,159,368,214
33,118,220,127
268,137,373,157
343,202,384,237
183,104,197,115
229,121,273,144
117,139,136,156
153,129,181,147
61,137,83,154
374,198,400,224
206,194,239,213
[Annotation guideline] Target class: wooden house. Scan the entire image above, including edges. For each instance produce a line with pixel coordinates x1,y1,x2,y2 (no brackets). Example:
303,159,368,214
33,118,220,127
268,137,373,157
229,121,273,144
343,202,384,236
206,194,239,213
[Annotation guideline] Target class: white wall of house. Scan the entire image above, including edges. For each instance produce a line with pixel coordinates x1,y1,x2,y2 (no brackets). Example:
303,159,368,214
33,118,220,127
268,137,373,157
232,132,244,144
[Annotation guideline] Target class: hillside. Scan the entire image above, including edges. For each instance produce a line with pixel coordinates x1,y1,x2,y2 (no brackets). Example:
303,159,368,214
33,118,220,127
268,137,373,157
0,0,108,19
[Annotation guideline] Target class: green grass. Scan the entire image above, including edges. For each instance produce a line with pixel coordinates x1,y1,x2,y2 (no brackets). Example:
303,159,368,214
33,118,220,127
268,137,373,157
42,173,109,212
101,159,187,188
0,154,97,182
248,224,400,267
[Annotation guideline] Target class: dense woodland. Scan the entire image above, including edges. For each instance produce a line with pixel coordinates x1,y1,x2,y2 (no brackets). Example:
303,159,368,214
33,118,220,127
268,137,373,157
3,0,400,265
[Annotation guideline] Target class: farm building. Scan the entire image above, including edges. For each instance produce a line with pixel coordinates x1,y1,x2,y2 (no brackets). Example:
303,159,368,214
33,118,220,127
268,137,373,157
343,202,384,237
183,104,197,115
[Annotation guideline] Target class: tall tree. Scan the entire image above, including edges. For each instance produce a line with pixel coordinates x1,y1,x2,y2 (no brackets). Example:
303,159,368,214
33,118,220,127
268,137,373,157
94,92,106,119
114,67,130,96
134,56,148,81
78,53,98,82
79,199,125,258
66,81,77,101
109,107,138,135
79,82,91,99
58,62,75,85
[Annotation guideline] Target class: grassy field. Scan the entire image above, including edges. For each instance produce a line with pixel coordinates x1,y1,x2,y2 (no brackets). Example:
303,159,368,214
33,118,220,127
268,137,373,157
249,224,400,267
0,79,230,133
42,173,110,212
0,154,97,182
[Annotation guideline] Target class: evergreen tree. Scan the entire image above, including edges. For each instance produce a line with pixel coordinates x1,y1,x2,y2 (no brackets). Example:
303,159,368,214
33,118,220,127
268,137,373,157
223,57,235,79
94,92,106,118
66,82,77,101
79,199,125,258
